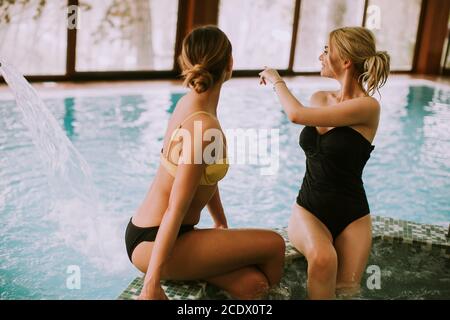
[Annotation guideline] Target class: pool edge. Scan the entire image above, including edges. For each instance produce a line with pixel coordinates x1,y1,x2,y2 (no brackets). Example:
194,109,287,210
117,215,449,300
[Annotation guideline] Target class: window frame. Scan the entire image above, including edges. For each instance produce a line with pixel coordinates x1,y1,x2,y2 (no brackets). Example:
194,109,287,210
0,0,444,82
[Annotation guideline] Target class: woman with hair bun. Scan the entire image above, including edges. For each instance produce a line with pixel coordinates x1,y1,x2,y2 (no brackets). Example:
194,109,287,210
259,26,390,299
125,25,285,300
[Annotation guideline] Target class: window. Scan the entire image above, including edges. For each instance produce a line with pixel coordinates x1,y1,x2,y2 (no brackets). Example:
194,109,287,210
0,0,67,75
365,0,422,71
0,1,433,77
76,0,178,72
218,0,296,70
293,0,365,72
444,14,450,69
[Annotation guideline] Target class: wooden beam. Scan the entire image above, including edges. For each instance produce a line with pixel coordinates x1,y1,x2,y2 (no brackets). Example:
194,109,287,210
414,0,450,75
66,0,79,77
173,0,219,72
412,0,428,73
443,32,450,71
0,69,416,84
362,0,369,27
288,0,302,71
192,0,219,27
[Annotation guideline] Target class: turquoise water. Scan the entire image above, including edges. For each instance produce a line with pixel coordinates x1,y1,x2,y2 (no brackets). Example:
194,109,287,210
0,82,449,299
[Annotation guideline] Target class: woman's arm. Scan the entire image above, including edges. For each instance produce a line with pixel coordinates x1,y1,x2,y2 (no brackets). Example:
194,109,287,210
207,186,228,229
139,116,214,300
141,161,205,299
259,68,379,127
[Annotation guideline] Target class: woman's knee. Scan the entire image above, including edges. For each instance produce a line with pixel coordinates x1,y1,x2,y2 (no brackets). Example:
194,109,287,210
254,231,286,287
252,230,286,262
264,231,286,258
231,271,270,300
307,248,338,280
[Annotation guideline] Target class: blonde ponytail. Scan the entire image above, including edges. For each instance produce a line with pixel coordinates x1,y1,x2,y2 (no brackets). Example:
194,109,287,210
359,51,390,96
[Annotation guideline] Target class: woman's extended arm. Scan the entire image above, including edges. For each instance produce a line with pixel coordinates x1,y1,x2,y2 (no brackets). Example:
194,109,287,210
207,186,228,229
259,68,379,127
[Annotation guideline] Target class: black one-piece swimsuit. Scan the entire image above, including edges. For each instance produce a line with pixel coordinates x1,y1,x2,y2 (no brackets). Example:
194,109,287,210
296,126,375,240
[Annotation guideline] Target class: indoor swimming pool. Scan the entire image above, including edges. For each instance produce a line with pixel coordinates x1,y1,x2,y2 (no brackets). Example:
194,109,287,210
0,78,449,299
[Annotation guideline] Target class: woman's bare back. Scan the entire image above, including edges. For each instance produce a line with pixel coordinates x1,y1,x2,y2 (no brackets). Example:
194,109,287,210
132,96,224,228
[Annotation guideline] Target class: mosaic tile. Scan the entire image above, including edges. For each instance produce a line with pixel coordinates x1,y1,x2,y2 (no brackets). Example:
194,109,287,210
118,215,450,300
117,276,205,300
161,280,206,300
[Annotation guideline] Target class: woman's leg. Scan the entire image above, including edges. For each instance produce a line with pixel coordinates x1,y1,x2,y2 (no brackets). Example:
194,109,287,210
288,203,337,299
132,228,285,299
205,266,270,299
334,214,372,298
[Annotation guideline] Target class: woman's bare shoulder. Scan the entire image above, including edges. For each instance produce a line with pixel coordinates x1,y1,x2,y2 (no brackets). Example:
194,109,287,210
309,90,334,107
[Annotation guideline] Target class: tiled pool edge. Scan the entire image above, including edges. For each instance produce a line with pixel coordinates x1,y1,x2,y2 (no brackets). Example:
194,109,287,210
117,215,450,300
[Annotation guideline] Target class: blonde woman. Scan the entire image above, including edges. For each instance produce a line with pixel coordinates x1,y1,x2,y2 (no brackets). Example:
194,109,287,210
125,26,285,300
259,27,390,299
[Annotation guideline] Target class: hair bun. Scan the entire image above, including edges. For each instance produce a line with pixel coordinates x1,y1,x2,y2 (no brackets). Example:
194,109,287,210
191,64,206,73
183,64,213,94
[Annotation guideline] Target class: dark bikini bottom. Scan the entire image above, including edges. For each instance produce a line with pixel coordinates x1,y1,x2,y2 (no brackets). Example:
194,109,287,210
125,217,195,262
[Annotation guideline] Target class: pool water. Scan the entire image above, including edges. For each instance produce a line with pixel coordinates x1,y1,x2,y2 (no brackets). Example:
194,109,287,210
0,81,449,299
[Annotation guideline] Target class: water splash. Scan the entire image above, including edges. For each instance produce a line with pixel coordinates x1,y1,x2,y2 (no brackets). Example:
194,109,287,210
0,62,116,271
0,63,95,197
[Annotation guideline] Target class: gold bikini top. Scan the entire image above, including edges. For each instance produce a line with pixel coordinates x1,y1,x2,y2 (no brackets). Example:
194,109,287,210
160,111,229,186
